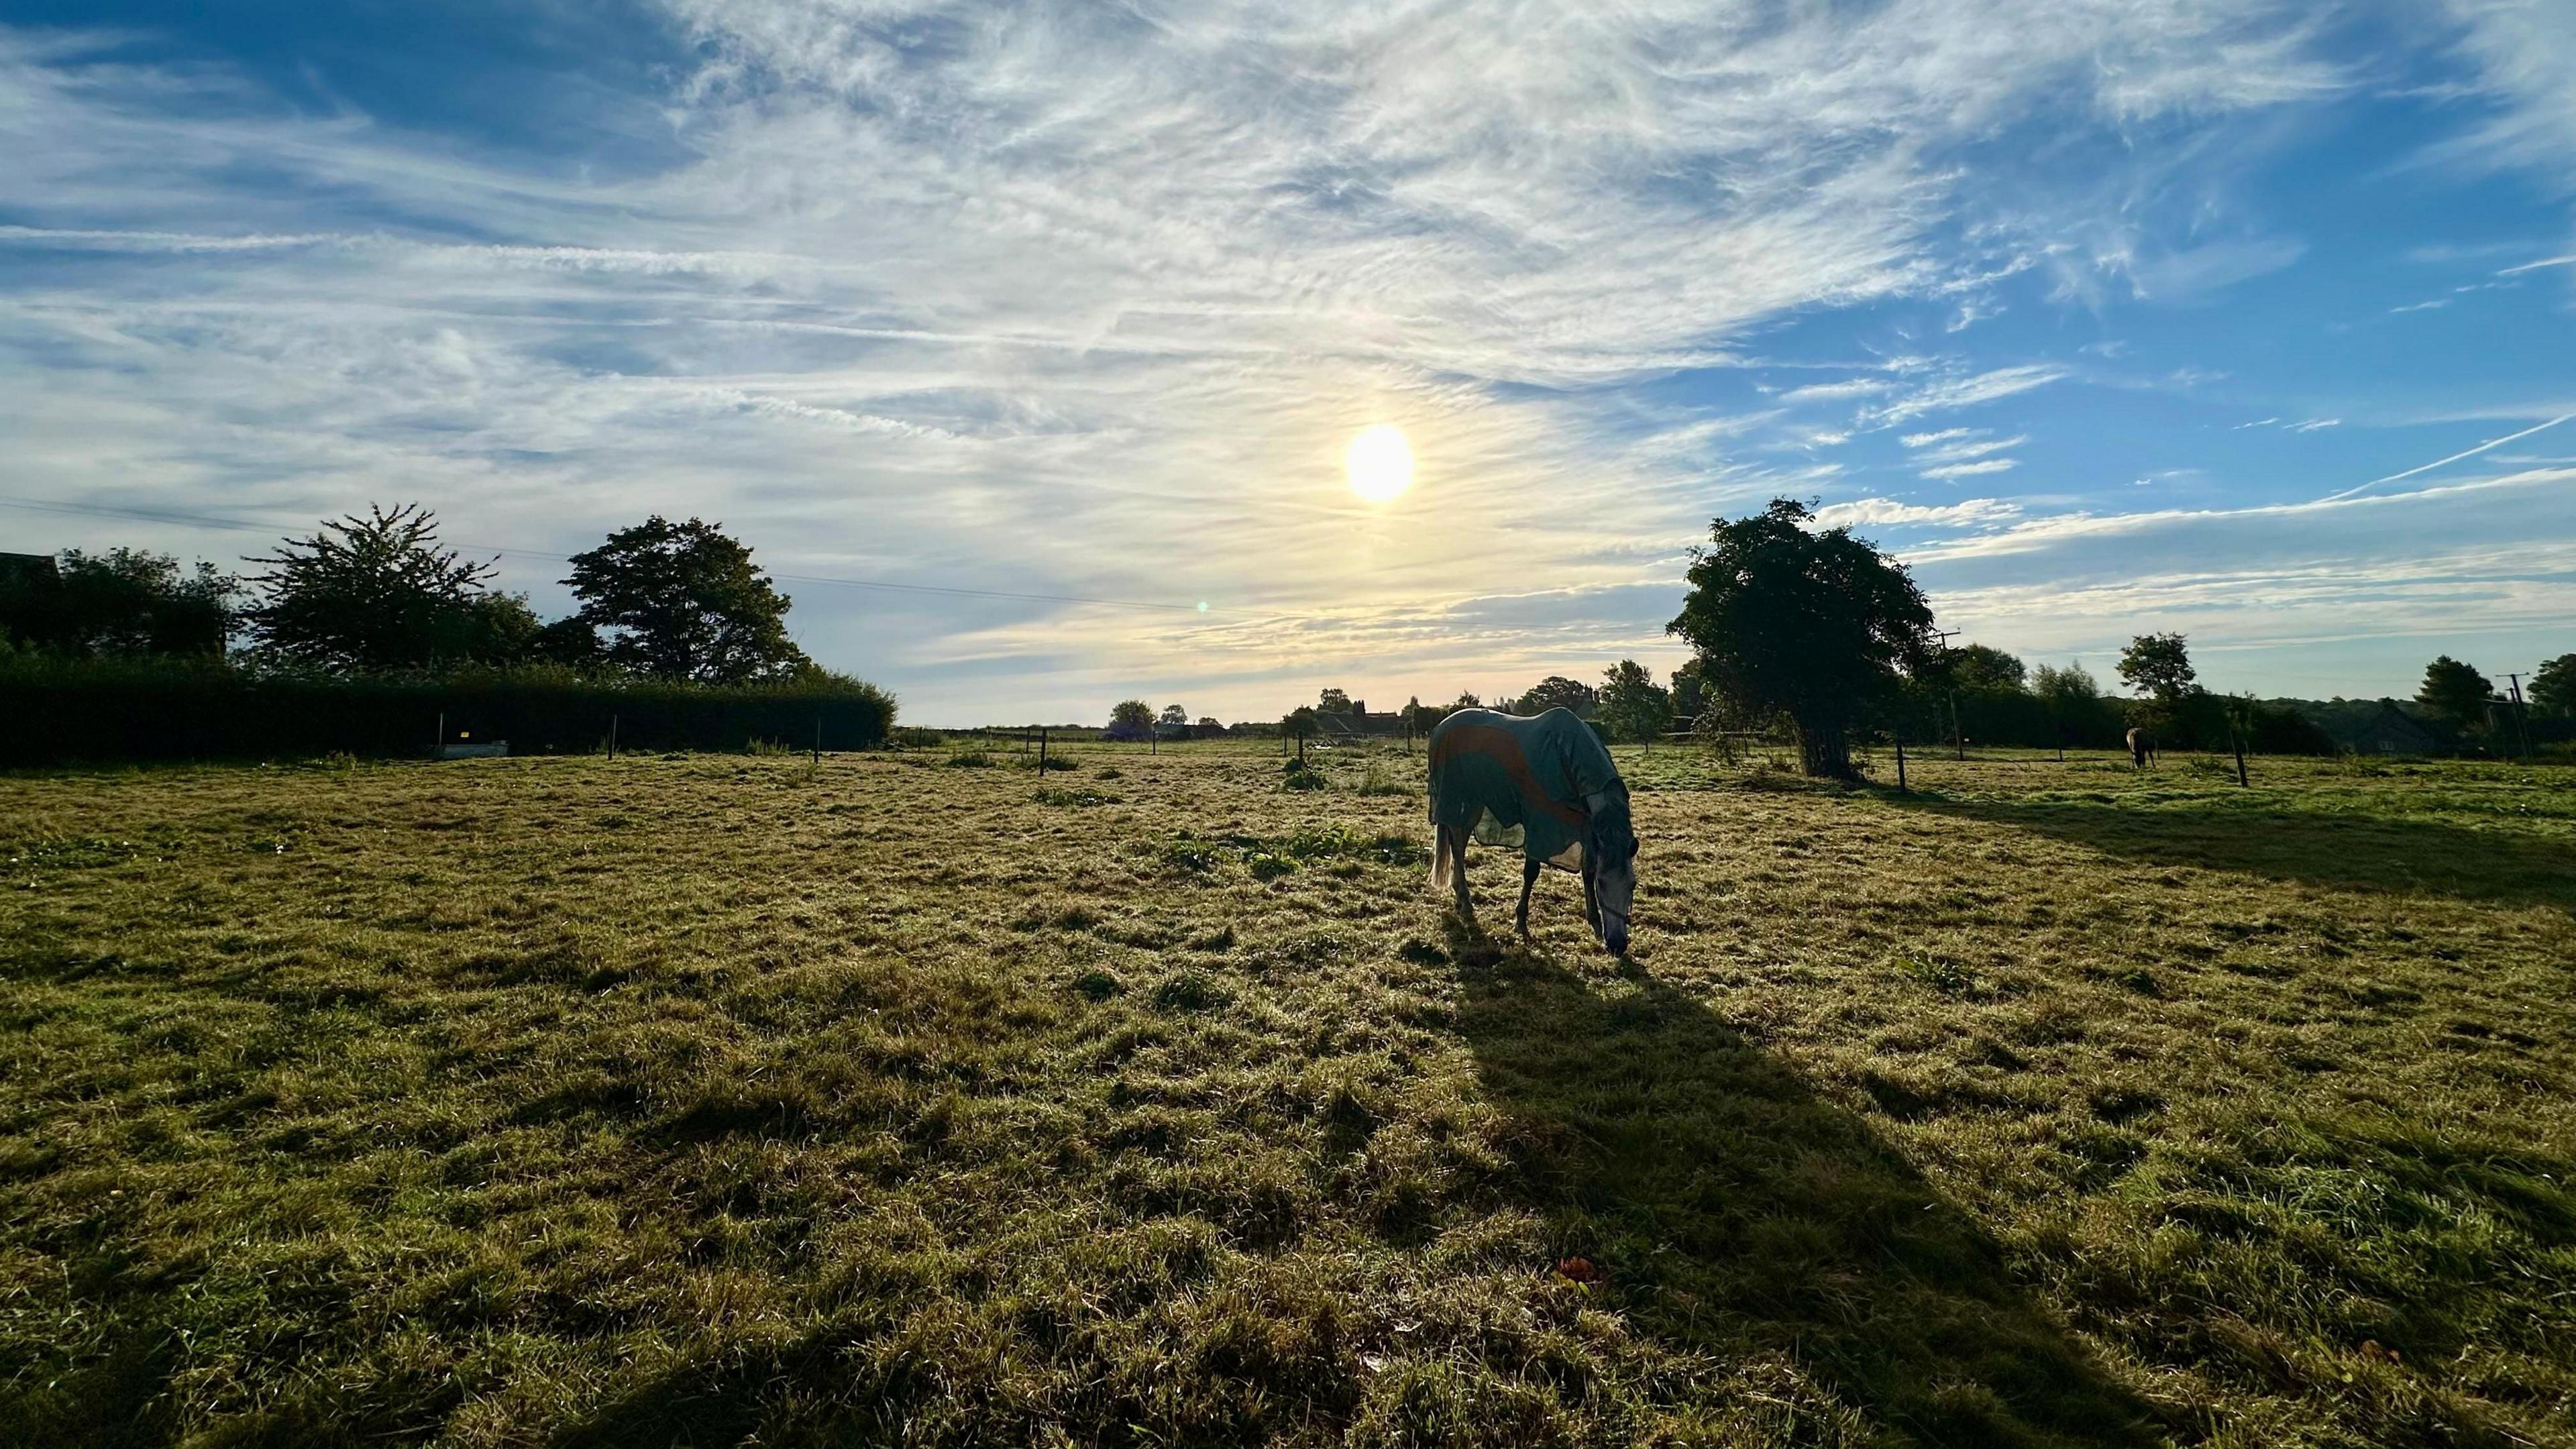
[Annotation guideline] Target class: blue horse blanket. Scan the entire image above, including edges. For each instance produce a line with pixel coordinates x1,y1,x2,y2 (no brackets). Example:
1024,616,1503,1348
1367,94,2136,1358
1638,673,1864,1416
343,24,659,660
1428,707,1625,871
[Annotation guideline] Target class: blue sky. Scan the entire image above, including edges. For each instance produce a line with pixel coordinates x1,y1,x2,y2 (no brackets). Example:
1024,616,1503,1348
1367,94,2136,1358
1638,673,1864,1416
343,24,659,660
2,1,2571,724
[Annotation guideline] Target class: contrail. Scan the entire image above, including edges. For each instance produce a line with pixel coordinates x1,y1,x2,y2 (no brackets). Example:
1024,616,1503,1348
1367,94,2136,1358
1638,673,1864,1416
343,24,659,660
2320,413,2575,502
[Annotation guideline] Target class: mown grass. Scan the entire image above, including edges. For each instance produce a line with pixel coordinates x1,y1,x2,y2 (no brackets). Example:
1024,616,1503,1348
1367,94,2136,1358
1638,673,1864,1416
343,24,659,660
3,743,2572,1446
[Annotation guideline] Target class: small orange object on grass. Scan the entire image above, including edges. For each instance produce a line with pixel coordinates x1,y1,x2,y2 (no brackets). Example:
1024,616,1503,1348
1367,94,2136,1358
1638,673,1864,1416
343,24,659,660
1554,1256,1603,1285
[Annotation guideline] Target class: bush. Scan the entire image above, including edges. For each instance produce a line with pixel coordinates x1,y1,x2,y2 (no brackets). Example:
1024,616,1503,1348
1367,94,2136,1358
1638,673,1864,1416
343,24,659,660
0,655,896,766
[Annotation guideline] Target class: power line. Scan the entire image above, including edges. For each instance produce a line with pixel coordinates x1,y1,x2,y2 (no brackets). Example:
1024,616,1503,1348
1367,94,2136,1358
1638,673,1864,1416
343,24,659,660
0,493,1232,617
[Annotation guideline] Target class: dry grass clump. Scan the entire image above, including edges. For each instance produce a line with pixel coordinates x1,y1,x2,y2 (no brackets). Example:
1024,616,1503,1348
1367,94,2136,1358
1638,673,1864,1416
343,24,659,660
1,743,2571,1446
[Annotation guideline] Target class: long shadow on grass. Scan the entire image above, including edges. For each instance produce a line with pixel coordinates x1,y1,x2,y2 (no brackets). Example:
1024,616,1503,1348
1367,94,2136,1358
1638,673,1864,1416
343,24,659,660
1456,928,2162,1447
1890,791,2576,914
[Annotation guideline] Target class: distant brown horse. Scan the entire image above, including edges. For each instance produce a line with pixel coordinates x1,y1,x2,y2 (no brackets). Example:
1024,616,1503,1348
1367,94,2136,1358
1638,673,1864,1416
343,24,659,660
2126,727,2157,767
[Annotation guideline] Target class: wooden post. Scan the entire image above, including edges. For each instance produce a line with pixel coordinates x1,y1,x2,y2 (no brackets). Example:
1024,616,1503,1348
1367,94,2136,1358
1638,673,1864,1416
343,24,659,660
1894,731,1908,793
2233,729,2249,788
1038,728,1049,773
435,710,444,760
1950,690,1963,761
813,709,822,765
609,713,619,759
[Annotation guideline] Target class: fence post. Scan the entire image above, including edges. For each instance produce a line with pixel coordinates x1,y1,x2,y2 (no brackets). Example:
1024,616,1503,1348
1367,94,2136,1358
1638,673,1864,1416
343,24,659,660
435,710,443,760
2233,729,2249,788
814,709,822,765
1038,728,1049,773
1894,731,1907,793
609,713,619,759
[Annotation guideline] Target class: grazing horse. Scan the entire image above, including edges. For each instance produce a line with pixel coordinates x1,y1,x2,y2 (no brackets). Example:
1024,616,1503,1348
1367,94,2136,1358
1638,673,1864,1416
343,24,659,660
2127,727,2157,767
1427,707,1638,953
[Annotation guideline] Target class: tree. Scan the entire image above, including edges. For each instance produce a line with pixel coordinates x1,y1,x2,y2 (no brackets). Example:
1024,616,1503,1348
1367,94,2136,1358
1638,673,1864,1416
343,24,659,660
529,615,606,670
1669,659,1707,724
1449,691,1483,711
1667,498,1935,777
1595,659,1672,743
1512,676,1595,716
1159,703,1189,727
2417,655,2494,734
2032,661,2100,710
566,517,807,684
1281,706,1320,745
2116,633,2196,707
2532,654,2576,719
242,504,520,674
1,548,236,657
1947,644,2027,692
1318,688,1354,714
1107,698,1155,741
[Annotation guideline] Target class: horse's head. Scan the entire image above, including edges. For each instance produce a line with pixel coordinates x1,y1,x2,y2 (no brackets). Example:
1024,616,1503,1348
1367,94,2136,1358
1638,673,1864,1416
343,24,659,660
1587,796,1639,955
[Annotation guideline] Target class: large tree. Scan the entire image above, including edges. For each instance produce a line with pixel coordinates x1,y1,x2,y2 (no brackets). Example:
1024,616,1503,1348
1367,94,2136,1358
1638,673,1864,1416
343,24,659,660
2116,633,2197,708
1318,688,1354,714
565,517,807,684
1666,497,1935,777
2417,655,2494,734
2532,653,2576,719
1946,643,2027,692
1512,675,1596,716
1595,659,1672,743
1,548,236,658
1107,698,1155,741
242,504,527,674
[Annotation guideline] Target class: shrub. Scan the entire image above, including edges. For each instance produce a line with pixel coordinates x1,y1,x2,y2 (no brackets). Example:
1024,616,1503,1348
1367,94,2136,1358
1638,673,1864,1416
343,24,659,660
0,654,896,765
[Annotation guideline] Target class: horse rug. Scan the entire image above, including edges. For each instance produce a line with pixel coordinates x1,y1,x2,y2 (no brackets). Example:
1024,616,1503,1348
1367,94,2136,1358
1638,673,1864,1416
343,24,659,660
1428,706,1623,871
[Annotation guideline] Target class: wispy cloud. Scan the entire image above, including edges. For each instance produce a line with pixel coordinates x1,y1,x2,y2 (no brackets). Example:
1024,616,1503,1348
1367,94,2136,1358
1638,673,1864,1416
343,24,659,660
1919,458,2020,480
1864,364,2068,427
1812,497,2021,530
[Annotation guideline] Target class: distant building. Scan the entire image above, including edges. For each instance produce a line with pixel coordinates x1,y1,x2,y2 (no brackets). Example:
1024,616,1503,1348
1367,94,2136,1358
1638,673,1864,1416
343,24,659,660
0,552,59,590
2349,700,2446,755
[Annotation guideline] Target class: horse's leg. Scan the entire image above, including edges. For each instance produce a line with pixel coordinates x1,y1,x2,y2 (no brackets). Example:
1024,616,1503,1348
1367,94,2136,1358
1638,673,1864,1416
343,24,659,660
1582,857,1601,934
1444,825,1474,922
1516,855,1540,939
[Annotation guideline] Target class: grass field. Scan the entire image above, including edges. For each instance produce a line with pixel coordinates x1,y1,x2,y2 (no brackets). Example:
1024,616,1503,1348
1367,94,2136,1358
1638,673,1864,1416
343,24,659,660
4,740,2573,1447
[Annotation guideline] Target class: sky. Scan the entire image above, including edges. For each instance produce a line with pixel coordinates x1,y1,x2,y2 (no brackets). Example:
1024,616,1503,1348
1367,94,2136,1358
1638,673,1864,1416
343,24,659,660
1,1,2571,725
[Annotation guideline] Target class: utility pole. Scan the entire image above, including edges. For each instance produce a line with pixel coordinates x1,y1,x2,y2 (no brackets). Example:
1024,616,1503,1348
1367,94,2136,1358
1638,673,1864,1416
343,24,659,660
1928,629,1962,761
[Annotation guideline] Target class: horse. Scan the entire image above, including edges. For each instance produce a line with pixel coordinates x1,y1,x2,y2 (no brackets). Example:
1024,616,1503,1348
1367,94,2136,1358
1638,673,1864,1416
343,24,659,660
1427,706,1638,953
2127,727,2157,767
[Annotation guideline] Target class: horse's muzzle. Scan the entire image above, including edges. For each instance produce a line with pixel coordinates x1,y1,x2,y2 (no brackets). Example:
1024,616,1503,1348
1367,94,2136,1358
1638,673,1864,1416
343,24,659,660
1602,917,1629,956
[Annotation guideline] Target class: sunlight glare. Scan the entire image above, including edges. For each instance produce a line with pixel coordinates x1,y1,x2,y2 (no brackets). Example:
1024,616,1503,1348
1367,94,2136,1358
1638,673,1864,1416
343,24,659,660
1345,424,1414,504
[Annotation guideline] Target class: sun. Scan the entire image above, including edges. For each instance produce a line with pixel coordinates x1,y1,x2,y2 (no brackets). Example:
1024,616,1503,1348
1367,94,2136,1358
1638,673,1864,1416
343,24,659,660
1345,424,1414,504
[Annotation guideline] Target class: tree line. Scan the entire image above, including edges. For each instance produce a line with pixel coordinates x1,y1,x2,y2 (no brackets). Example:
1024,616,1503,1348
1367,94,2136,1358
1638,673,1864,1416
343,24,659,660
2,504,824,686
0,506,896,765
1237,497,2572,776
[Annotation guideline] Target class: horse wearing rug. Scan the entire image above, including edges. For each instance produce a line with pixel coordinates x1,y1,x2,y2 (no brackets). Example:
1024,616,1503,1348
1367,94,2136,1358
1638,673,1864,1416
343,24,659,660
1427,707,1638,954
